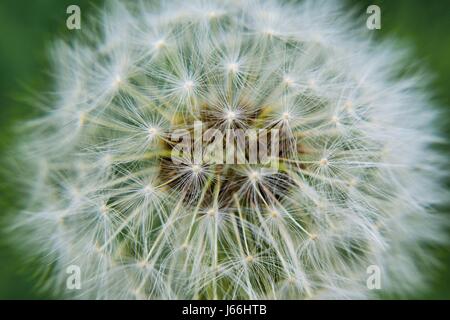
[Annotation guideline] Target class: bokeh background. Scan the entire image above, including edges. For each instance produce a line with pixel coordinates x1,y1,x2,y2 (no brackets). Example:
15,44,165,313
0,0,448,299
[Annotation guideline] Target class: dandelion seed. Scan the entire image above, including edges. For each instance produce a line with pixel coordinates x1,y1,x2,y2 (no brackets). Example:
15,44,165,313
283,76,294,87
282,112,291,121
112,74,122,88
147,126,158,138
207,208,216,217
78,112,86,126
143,184,154,195
100,204,109,216
226,110,237,121
183,80,194,91
319,158,329,166
153,39,166,50
248,170,260,182
270,209,279,219
191,164,202,175
227,62,239,73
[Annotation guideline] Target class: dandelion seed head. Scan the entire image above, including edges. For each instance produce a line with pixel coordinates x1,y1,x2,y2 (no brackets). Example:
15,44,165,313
11,0,447,300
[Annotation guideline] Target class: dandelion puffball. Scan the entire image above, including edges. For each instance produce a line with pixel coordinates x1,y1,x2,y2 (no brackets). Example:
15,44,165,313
12,0,446,299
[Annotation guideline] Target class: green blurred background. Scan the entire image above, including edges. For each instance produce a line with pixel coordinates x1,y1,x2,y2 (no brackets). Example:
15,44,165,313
0,0,448,299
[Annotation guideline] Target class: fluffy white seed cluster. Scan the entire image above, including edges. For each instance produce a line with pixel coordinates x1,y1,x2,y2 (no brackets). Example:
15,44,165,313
13,0,446,299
